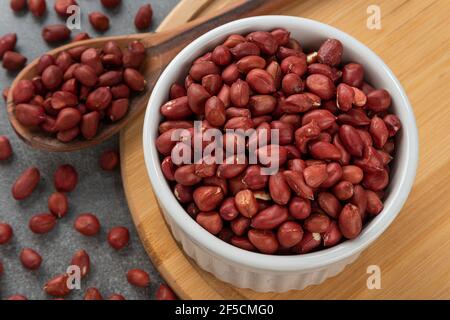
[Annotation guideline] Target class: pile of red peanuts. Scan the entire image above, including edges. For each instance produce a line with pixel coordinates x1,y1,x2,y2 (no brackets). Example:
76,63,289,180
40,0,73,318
157,28,402,255
1,1,178,300
2,0,153,143
10,40,146,142
2,1,153,71
0,155,177,300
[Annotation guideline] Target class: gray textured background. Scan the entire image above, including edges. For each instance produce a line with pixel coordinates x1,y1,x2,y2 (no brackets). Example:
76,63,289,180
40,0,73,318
0,0,179,300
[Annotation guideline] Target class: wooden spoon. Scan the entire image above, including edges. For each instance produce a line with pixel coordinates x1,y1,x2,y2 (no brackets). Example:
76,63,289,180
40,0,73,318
6,0,289,152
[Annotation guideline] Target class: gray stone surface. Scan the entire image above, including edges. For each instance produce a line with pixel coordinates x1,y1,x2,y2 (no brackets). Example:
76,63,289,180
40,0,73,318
0,0,180,300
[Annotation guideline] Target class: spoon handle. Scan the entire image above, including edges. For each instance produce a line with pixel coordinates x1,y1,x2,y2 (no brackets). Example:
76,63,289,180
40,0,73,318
142,0,290,59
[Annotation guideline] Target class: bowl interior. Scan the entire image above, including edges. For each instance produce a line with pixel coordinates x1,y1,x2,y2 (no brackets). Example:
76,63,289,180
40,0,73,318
143,16,418,272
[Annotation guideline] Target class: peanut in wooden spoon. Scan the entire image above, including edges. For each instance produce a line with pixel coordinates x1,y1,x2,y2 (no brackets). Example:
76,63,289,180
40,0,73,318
6,0,289,152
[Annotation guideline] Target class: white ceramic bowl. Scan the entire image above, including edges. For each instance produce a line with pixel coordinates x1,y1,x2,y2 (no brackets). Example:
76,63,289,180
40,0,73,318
143,16,419,292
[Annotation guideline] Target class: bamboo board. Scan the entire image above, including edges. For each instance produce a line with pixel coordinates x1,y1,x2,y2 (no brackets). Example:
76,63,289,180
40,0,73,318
120,0,450,299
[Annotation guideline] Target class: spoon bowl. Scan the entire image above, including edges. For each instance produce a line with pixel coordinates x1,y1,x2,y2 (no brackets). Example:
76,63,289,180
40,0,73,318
7,34,159,152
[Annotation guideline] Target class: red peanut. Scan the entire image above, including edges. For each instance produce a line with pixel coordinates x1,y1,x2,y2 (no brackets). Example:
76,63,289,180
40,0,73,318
3,51,27,70
108,226,130,250
12,167,40,200
248,229,279,254
366,190,384,216
320,162,343,188
212,45,232,66
0,136,13,161
338,204,362,239
251,204,288,230
101,0,121,8
190,61,219,81
72,32,90,42
323,221,342,247
351,185,368,221
29,213,57,234
219,198,239,221
0,223,13,245
196,212,223,235
339,125,364,157
317,192,341,219
277,221,303,248
99,150,119,171
266,61,282,89
337,108,370,126
124,68,146,91
84,288,103,300
366,89,391,113
234,189,258,218
341,165,364,184
127,269,150,287
247,31,278,55
174,184,193,203
288,197,311,220
74,213,100,236
230,79,250,107
54,0,78,17
156,284,177,300
242,165,268,190
283,170,314,200
135,4,153,30
303,164,328,188
282,73,303,95
10,0,26,12
292,232,321,254
370,115,389,148
89,12,110,31
0,33,17,59
20,248,42,270
13,80,34,104
333,180,354,201
280,55,307,77
230,41,260,59
304,213,330,233
42,25,71,43
383,114,402,137
342,63,364,88
54,164,78,192
230,216,250,236
81,111,100,139
224,34,245,48
217,156,248,179
44,274,71,297
48,192,68,218
246,69,276,94
269,172,291,205
202,74,222,95
28,0,46,16
236,55,266,73
317,39,343,66
336,83,354,111
310,141,341,161
194,186,224,212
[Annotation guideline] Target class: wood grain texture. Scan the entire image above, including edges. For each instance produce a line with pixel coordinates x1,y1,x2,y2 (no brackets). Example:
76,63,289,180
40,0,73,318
120,0,450,299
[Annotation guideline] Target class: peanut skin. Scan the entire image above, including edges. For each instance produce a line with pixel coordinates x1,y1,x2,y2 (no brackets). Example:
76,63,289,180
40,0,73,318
19,40,147,144
339,204,362,239
154,31,401,255
12,167,40,200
